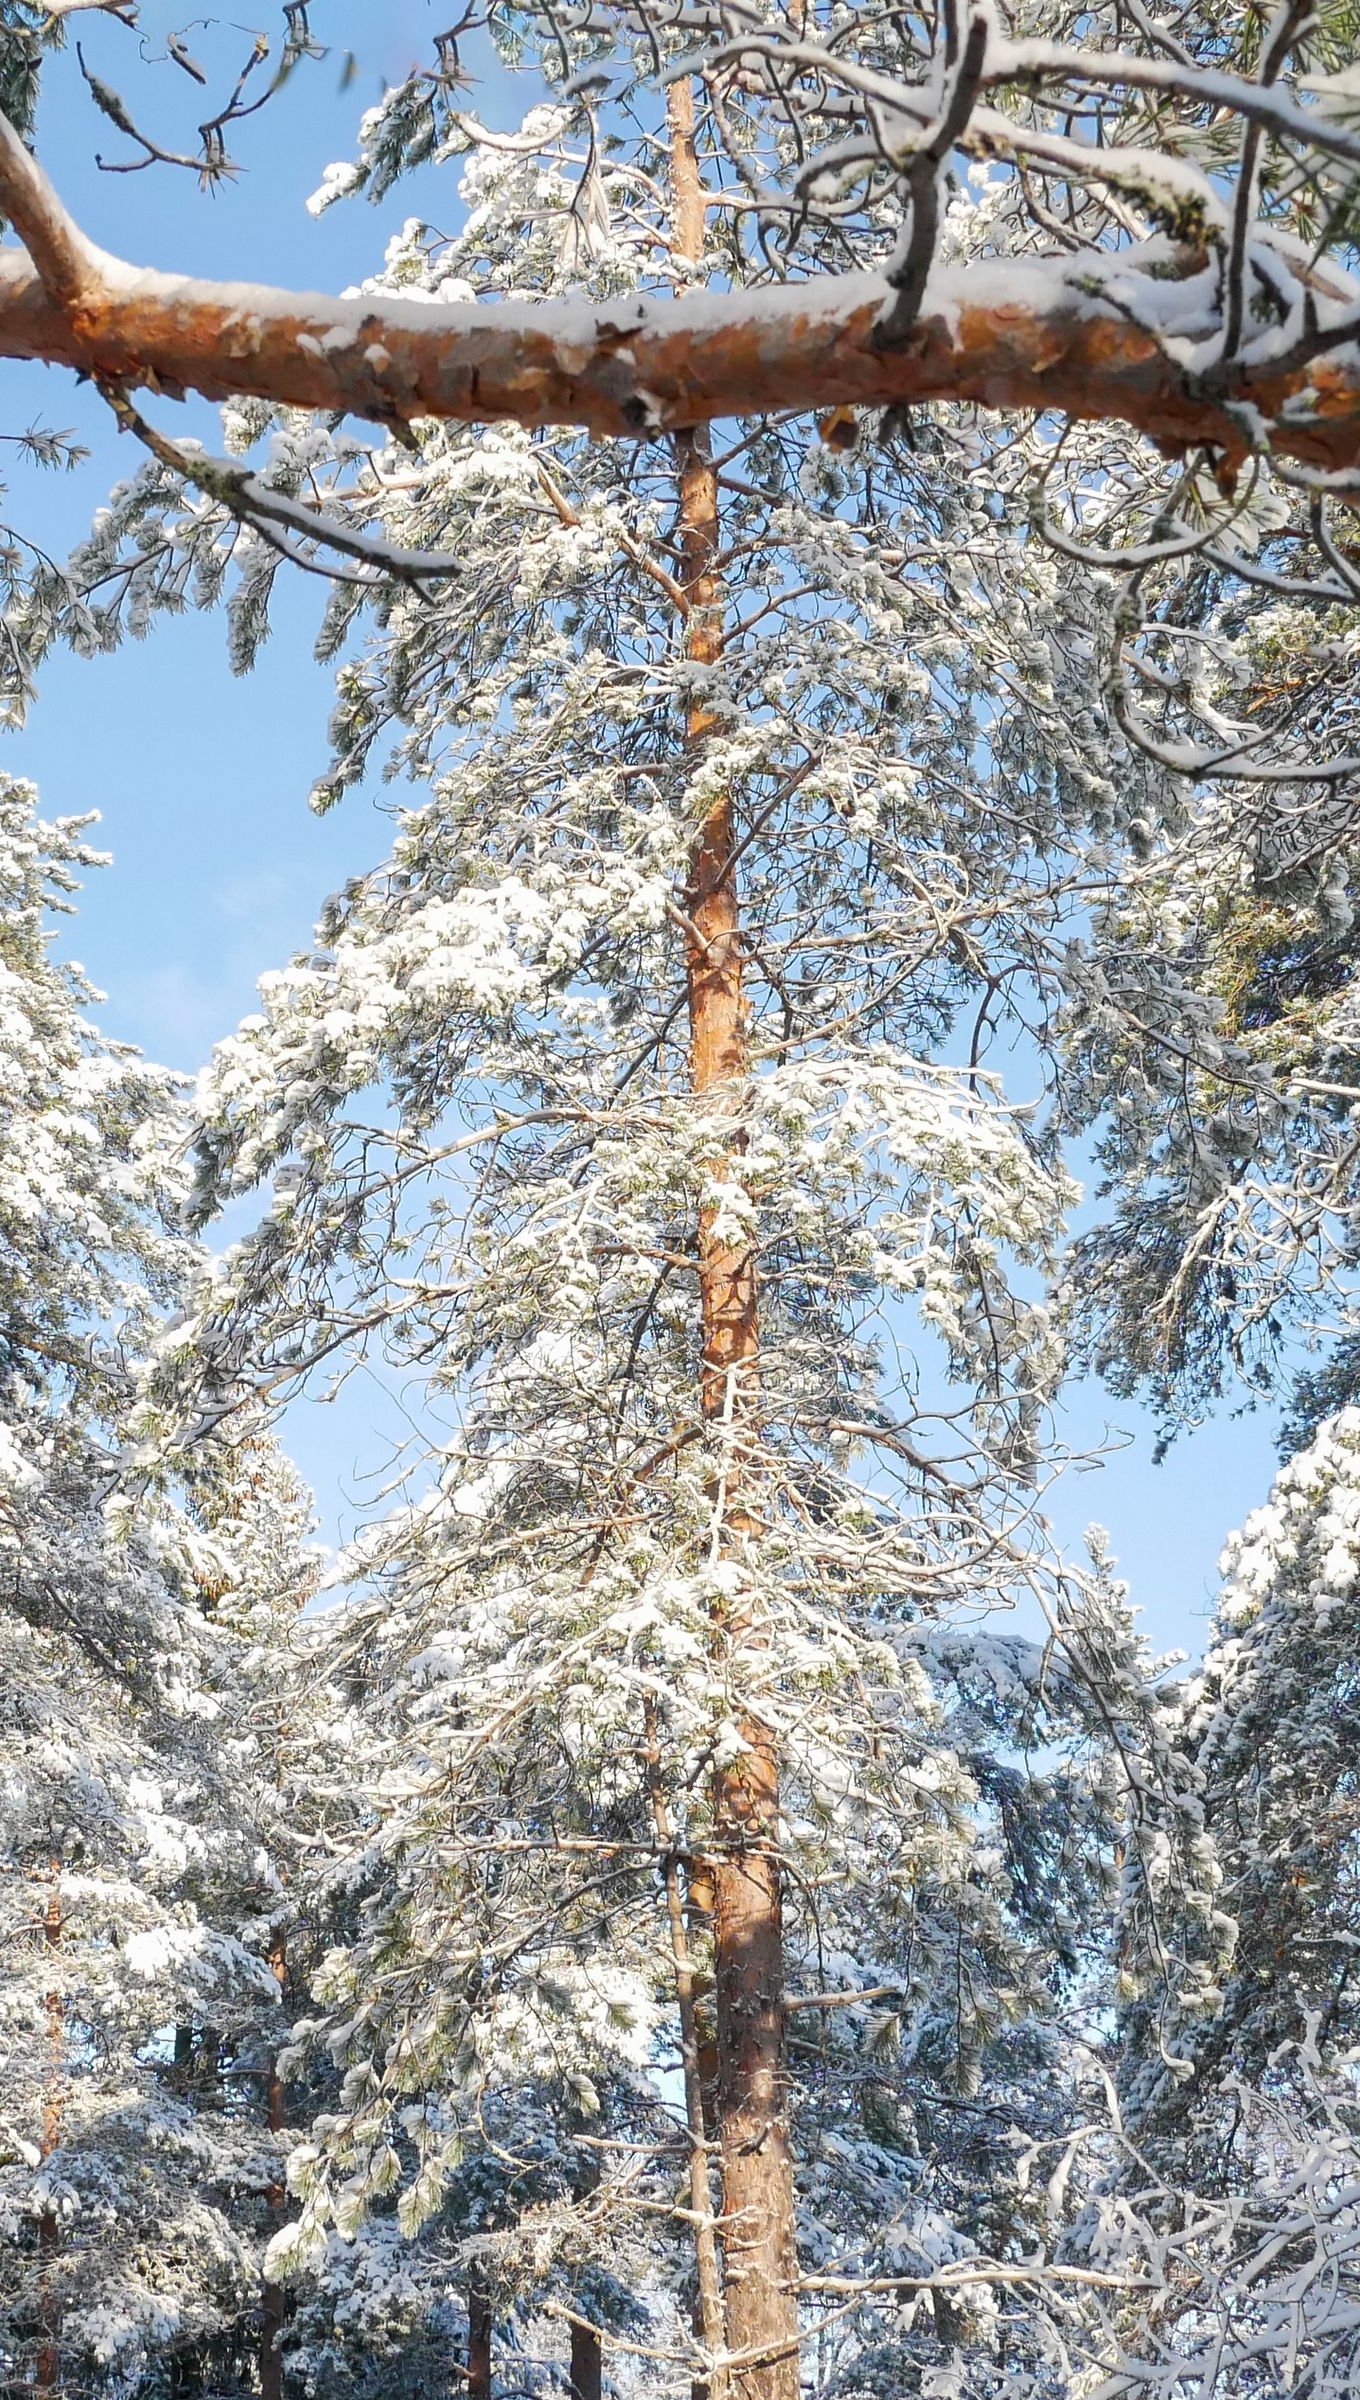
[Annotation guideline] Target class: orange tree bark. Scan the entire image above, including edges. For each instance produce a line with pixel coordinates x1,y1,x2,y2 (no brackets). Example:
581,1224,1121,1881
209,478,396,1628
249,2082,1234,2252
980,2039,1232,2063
0,238,1359,472
0,94,1358,465
671,78,801,2400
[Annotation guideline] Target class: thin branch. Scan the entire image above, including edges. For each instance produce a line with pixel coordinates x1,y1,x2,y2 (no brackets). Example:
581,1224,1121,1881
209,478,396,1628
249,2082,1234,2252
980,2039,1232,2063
782,1983,903,2011
100,387,463,591
535,458,691,611
874,7,990,350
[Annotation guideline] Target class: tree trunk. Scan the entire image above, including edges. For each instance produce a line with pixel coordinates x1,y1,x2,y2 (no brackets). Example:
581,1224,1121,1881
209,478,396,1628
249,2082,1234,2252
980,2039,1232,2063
35,1862,62,2397
645,1702,727,2400
260,2272,286,2400
466,2272,493,2400
260,1936,289,2400
565,2121,607,2400
569,2321,602,2400
670,76,801,2400
690,1853,723,2400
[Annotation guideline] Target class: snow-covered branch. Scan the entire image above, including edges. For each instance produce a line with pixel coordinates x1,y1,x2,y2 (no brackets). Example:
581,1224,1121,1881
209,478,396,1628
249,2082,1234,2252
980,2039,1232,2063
2,236,1360,469
0,126,1359,469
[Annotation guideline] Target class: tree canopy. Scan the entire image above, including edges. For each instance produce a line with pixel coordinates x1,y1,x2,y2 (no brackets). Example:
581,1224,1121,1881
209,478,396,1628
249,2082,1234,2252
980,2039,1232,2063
7,7,1360,2400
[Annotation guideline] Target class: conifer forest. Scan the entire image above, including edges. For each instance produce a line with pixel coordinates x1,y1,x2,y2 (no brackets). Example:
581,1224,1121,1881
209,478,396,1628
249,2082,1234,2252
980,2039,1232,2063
11,1,1360,2392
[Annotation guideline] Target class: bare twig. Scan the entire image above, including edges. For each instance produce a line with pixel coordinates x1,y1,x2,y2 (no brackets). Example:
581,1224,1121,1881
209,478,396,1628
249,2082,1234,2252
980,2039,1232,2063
874,8,990,350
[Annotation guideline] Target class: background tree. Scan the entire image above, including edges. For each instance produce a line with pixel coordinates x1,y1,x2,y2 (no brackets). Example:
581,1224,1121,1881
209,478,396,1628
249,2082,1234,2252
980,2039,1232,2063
0,770,331,2399
1018,1413,1360,2400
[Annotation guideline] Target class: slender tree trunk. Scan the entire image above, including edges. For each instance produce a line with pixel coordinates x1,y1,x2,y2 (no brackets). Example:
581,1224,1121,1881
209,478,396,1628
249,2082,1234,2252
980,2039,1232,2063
688,1853,723,2400
260,1935,289,2400
645,1701,728,2400
35,1862,62,2397
569,2320,603,2400
669,77,801,2400
466,2271,493,2400
566,2112,605,2400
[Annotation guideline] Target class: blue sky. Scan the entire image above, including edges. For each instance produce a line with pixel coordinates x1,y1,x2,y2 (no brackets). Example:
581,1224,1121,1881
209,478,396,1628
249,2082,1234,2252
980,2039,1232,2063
5,5,1284,1650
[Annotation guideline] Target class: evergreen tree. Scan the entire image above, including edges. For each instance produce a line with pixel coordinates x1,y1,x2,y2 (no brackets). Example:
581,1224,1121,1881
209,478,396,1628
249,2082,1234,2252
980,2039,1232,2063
1044,1416,1360,2399
0,776,315,2397
140,68,1195,2399
5,7,1360,2393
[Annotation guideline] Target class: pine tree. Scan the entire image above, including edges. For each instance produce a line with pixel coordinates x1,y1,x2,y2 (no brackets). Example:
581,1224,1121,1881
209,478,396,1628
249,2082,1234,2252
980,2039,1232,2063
0,777,314,2398
1043,1416,1360,2398
12,9,1360,2392
140,62,1190,2399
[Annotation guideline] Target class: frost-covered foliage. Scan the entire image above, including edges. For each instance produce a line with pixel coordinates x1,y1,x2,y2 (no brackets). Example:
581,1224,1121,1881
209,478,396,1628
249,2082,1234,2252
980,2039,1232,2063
4,7,1359,1468
0,779,323,2396
14,4,1360,2392
111,78,1222,2393
1024,1411,1360,2398
1121,1411,1360,2129
1055,728,1360,1436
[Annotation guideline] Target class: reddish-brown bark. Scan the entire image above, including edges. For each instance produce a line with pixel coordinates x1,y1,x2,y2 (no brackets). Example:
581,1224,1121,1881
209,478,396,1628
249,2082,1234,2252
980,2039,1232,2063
671,78,801,2400
467,2273,493,2400
0,243,1356,471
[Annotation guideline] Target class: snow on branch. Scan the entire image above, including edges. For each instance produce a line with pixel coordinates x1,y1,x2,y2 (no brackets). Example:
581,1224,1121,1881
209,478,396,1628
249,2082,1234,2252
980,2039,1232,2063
0,235,1358,473
1,80,1360,470
0,113,102,315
